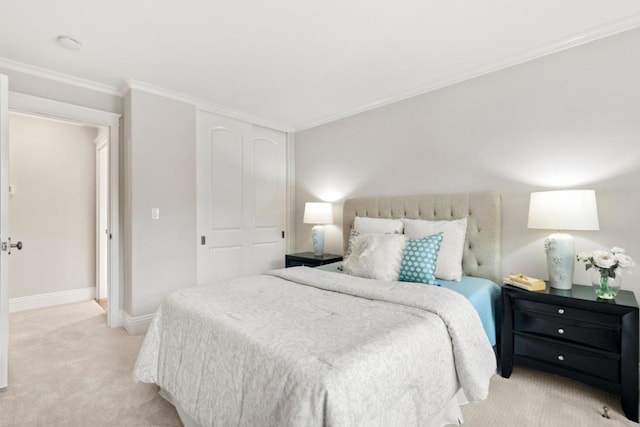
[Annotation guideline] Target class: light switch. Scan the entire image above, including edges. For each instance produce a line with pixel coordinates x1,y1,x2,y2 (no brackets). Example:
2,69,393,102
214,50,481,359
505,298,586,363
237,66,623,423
151,207,160,220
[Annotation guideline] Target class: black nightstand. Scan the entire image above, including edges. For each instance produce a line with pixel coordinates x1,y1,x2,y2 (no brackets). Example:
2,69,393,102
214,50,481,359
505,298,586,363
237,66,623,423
285,252,343,268
501,284,639,422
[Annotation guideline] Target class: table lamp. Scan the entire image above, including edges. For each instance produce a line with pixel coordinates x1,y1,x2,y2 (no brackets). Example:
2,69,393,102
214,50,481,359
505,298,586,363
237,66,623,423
303,202,333,256
527,190,599,289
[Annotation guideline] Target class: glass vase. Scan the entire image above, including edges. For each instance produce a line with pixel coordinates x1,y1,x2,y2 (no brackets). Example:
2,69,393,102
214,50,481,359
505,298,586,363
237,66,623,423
591,269,622,300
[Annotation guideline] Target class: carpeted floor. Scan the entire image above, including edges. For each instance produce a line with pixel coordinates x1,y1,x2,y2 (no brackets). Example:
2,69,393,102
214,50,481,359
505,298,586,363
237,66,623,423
0,301,181,426
0,301,635,426
460,364,635,426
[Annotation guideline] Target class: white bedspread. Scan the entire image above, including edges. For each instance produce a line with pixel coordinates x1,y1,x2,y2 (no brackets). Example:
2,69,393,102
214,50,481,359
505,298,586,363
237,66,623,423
134,267,496,427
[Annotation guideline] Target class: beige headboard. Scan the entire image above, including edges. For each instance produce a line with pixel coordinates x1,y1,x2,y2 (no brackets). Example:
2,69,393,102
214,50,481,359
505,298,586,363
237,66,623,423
343,191,502,284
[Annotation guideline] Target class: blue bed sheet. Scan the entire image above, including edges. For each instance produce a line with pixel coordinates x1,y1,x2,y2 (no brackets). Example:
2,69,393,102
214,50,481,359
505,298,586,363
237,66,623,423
435,276,501,346
316,261,501,346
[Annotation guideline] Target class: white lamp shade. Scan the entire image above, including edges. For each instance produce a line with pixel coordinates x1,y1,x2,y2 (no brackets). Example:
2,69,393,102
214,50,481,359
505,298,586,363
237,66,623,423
527,190,599,231
303,202,333,225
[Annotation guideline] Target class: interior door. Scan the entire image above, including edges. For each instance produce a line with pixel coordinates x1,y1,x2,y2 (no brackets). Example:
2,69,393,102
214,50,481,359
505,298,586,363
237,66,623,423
97,144,109,301
0,73,9,389
196,111,286,285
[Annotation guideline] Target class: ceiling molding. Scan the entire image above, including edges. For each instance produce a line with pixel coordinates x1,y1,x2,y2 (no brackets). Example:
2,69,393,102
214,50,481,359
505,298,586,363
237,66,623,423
123,79,294,132
0,57,122,97
294,13,640,132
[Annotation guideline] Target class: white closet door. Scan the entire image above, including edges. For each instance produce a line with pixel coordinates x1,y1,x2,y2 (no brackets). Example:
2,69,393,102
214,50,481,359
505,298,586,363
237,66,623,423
250,125,287,275
196,111,286,285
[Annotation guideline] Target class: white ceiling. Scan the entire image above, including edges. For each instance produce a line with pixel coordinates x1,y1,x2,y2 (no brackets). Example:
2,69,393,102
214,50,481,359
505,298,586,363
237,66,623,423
1,1,640,130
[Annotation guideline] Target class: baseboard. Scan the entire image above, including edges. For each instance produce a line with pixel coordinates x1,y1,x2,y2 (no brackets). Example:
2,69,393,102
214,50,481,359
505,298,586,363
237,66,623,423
123,311,155,335
9,287,96,313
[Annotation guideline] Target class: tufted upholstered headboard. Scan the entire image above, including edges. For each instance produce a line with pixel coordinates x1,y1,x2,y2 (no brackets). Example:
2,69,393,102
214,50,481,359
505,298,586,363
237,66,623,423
343,191,502,284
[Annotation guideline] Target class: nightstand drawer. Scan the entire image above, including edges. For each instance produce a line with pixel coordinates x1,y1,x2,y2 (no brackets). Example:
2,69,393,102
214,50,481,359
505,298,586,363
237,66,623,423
514,310,620,352
514,299,619,327
514,334,620,383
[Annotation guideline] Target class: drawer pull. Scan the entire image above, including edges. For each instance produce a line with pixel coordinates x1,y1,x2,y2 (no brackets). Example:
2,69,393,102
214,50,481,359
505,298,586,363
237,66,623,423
557,328,565,334
558,308,565,314
557,354,565,361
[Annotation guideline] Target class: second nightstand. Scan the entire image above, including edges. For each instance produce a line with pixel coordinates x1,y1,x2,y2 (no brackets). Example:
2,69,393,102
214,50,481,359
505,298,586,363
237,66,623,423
501,284,639,422
285,252,342,268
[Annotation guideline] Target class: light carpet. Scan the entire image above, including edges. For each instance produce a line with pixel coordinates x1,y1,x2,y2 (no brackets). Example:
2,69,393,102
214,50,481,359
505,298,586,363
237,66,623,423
0,301,180,426
0,301,635,426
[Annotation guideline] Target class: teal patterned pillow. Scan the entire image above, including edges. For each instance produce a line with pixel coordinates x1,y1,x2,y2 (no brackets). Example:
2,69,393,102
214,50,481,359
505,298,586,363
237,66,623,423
399,233,443,285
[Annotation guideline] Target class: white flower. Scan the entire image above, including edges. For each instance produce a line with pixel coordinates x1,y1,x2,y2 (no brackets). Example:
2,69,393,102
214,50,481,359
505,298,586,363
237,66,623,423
591,250,609,263
576,252,591,262
615,253,635,268
578,246,634,273
593,251,616,269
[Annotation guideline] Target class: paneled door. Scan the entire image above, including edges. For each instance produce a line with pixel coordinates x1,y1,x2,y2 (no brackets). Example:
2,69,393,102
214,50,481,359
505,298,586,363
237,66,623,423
196,111,286,285
0,74,9,389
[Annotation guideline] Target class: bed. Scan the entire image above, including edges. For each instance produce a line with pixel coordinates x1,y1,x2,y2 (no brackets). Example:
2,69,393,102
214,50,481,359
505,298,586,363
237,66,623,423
134,191,502,427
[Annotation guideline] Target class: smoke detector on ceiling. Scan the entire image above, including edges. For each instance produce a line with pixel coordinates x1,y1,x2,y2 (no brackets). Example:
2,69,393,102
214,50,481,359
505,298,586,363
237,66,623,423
56,35,82,51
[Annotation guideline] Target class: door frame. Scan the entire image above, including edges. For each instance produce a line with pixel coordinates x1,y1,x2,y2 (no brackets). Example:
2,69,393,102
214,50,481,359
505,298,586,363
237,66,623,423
9,92,123,327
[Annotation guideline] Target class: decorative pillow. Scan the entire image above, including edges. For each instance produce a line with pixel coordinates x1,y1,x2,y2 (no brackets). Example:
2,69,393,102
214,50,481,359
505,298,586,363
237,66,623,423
402,218,468,281
353,217,404,234
345,218,403,260
343,234,407,281
398,233,443,285
344,229,361,260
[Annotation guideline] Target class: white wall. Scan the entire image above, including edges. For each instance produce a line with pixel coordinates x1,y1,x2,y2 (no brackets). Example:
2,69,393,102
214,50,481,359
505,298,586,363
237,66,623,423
294,28,640,296
9,113,97,298
124,89,196,317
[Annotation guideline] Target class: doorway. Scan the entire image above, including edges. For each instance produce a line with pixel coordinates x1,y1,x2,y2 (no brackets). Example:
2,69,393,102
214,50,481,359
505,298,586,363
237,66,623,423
8,113,107,316
7,92,121,328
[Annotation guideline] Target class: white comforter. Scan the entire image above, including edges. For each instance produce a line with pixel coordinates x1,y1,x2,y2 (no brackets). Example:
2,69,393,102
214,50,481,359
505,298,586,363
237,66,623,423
134,267,496,427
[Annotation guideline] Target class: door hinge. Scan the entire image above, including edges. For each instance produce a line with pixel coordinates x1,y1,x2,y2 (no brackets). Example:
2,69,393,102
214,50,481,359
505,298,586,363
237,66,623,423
281,230,285,239
201,235,206,245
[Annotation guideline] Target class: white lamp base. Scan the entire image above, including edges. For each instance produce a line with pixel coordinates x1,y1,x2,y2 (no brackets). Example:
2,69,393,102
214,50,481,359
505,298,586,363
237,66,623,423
544,232,575,290
311,225,325,257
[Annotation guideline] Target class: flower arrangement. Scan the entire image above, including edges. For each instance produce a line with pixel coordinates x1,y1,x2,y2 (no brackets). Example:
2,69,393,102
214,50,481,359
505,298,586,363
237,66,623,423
577,247,635,299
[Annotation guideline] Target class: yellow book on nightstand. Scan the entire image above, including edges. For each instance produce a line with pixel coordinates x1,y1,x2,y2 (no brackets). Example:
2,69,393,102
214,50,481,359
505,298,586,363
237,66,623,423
503,273,546,291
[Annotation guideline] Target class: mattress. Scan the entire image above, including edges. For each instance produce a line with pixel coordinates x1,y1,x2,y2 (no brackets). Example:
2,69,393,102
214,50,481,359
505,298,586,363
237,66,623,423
317,261,501,346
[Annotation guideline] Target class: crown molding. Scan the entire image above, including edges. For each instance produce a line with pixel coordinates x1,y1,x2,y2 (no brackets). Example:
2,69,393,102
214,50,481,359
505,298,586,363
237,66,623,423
123,79,294,132
0,57,122,97
294,14,640,132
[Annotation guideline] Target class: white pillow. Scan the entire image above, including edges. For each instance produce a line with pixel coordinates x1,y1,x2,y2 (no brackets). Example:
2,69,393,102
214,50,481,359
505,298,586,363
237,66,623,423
402,218,468,281
353,217,404,234
343,234,407,281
